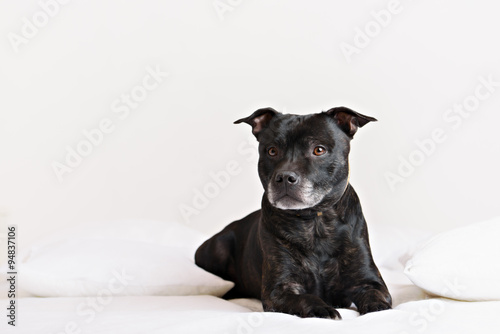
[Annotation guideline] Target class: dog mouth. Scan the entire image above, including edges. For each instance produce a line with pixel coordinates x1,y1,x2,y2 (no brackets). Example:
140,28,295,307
267,187,319,210
266,176,329,210
275,193,301,204
271,194,320,210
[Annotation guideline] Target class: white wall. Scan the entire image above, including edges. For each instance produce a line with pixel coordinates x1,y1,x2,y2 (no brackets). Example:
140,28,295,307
1,0,499,250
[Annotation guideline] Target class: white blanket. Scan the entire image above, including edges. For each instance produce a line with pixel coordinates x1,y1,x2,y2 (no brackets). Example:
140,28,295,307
2,272,500,334
2,220,499,333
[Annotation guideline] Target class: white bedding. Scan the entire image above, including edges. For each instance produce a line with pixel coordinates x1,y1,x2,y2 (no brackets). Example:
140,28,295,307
2,295,500,333
2,220,500,334
2,268,500,334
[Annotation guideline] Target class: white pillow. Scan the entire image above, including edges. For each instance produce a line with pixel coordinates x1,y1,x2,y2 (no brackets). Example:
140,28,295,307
368,223,432,270
18,220,234,297
404,216,500,301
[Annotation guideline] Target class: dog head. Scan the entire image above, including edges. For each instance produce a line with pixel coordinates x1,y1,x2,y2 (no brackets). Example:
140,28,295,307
235,107,376,210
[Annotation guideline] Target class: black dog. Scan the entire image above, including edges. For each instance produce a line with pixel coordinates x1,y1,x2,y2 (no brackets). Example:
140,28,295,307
195,107,391,319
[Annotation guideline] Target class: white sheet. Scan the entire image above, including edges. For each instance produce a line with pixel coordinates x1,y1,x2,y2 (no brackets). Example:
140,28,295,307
2,222,498,333
2,294,499,334
2,269,500,334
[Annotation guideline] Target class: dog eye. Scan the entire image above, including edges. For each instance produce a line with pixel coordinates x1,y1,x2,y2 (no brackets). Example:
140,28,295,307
313,146,326,156
268,147,278,156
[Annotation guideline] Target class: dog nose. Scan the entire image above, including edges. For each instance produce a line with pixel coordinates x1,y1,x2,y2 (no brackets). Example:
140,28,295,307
275,171,300,185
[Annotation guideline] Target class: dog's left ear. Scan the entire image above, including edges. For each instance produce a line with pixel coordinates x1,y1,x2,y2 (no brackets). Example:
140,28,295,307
234,107,279,138
325,107,377,137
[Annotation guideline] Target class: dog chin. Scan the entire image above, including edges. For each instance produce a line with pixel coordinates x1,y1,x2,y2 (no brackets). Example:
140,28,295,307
268,194,317,210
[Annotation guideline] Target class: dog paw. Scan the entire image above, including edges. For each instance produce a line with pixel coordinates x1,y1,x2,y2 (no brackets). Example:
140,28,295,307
265,294,342,320
356,289,392,315
356,290,392,314
357,300,391,315
299,305,342,320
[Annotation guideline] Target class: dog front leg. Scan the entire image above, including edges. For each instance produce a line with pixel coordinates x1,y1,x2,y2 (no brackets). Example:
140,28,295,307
261,271,341,319
349,283,392,315
263,289,341,319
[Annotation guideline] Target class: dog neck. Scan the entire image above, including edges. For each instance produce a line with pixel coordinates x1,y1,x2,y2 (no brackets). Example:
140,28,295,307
259,193,349,251
261,183,357,224
261,195,333,223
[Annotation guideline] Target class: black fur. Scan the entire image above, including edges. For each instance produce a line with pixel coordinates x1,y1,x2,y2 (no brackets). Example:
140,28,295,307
195,107,391,319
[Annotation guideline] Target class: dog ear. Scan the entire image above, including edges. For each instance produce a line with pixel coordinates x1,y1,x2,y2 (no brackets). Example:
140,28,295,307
325,106,377,137
234,107,279,138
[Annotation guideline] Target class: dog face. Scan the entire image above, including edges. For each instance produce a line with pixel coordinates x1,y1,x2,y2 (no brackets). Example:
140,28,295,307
235,107,376,210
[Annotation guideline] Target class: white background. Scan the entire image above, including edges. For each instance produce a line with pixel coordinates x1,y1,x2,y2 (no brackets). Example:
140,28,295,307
1,0,499,251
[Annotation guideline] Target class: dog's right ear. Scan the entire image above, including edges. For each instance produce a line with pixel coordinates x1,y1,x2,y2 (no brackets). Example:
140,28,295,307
234,107,279,138
324,106,377,138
